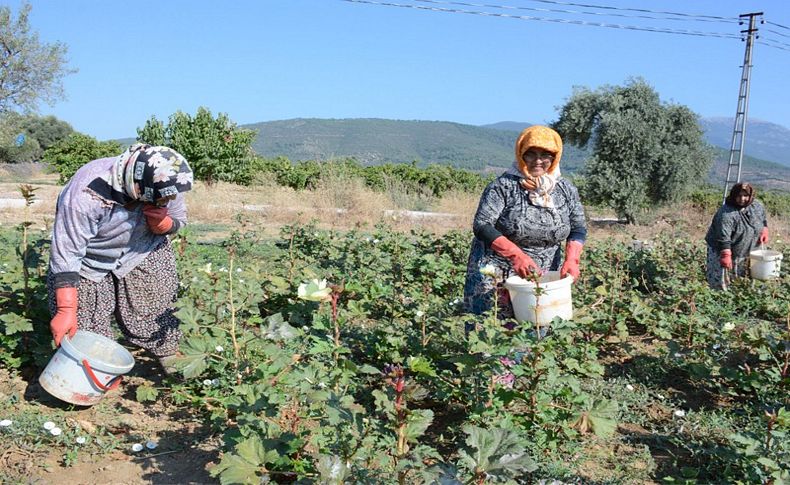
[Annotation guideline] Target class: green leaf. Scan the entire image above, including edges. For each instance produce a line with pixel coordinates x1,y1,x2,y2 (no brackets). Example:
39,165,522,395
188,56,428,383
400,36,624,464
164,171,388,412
179,352,208,379
407,356,437,377
135,385,159,403
358,364,381,375
315,454,350,484
404,409,434,442
260,313,298,341
587,399,618,438
213,453,262,485
0,312,33,335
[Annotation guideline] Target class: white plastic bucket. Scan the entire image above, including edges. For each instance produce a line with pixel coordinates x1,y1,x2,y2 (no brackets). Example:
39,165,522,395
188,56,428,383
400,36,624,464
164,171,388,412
503,271,573,325
750,249,783,280
39,330,134,406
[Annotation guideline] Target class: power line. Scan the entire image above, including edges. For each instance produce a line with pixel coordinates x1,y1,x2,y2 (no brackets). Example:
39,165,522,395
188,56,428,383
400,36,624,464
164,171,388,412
522,0,738,22
413,0,737,24
758,37,790,51
765,20,790,31
341,0,741,39
764,28,790,39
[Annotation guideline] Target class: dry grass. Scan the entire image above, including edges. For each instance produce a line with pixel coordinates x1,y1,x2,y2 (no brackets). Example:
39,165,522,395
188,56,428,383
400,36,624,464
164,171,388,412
1,170,787,245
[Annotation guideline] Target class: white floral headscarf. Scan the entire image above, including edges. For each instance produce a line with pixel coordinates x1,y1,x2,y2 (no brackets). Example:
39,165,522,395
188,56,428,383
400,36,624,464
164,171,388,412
110,144,193,202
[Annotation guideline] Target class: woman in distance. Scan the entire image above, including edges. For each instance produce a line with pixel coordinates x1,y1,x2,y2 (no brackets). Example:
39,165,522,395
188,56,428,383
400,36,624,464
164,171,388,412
48,144,194,374
463,125,587,317
704,182,769,290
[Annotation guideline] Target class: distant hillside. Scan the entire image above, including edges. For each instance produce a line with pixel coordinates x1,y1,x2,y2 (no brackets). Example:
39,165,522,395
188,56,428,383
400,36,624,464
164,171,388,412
242,118,588,173
700,118,790,168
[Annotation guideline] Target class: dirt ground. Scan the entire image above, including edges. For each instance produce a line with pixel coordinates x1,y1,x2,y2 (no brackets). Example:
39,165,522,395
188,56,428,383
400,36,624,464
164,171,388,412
0,354,220,485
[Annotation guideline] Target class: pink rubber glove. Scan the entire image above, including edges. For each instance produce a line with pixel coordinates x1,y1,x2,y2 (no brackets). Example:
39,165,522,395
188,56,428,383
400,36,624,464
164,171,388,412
720,249,733,269
758,227,769,245
51,287,78,346
560,240,583,282
490,236,540,278
142,204,174,234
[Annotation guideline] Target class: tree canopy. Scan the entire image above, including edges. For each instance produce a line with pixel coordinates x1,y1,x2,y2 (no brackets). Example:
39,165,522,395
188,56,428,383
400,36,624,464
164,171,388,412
553,78,714,222
137,107,257,185
0,2,74,113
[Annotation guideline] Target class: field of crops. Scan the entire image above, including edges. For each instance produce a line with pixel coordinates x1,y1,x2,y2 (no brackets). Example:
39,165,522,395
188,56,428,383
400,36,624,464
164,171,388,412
0,219,788,484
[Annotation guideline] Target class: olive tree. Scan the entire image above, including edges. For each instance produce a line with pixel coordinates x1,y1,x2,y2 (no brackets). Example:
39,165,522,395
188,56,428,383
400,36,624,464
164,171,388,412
0,3,74,113
137,107,257,185
553,78,713,223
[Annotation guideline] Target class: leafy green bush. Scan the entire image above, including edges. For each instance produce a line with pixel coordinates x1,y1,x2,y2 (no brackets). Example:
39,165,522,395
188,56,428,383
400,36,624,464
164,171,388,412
42,133,121,183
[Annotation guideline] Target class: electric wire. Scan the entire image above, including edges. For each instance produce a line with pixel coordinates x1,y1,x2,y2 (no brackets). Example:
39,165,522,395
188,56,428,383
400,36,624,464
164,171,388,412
758,37,790,51
341,0,741,39
764,28,790,39
522,0,738,22
413,0,737,24
765,20,790,31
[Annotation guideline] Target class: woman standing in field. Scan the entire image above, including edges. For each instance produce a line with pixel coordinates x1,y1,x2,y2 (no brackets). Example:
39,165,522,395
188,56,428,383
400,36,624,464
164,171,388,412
48,144,193,373
704,182,769,290
463,125,587,317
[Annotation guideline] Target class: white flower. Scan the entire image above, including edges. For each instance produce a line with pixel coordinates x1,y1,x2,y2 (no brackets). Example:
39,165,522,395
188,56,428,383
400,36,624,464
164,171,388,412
236,268,242,273
152,164,176,183
723,322,736,332
43,421,55,430
146,440,158,450
0,419,11,427
373,239,380,244
318,382,327,389
239,279,245,283
131,443,144,452
626,384,634,391
200,263,212,274
219,267,228,273
674,410,686,418
211,378,219,386
297,279,332,302
415,310,425,318
215,345,224,353
712,343,721,350
674,353,683,358
145,152,168,167
657,394,665,400
479,264,497,278
203,379,213,386
176,171,193,185
76,436,87,444
50,427,62,436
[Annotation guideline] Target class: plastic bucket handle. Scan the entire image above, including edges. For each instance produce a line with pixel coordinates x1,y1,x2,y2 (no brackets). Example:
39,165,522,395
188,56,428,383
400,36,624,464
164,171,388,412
81,359,123,391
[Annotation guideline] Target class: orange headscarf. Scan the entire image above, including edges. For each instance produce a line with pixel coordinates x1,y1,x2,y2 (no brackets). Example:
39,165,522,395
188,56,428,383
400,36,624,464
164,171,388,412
515,125,563,180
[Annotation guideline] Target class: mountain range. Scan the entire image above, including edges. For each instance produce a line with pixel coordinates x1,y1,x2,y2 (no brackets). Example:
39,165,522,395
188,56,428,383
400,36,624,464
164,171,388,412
241,117,790,190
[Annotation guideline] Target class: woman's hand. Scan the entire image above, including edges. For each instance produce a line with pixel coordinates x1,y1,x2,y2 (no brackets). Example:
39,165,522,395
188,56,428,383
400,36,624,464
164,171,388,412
51,287,78,346
560,240,583,282
719,249,733,269
490,236,540,278
142,204,174,234
758,227,769,245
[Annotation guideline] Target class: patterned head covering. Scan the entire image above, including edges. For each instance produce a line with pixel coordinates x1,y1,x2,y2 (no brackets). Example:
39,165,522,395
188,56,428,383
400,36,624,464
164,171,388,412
515,125,563,178
726,182,755,208
511,126,563,208
112,144,193,202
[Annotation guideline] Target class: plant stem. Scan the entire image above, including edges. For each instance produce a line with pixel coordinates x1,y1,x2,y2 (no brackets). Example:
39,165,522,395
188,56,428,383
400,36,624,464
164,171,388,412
228,247,240,385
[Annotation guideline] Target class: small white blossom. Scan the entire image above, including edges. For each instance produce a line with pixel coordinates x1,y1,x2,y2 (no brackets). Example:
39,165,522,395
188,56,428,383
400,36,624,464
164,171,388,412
415,310,425,318
674,410,686,418
75,436,87,444
131,443,144,452
200,263,212,274
674,352,683,358
203,379,213,386
298,279,332,302
219,267,228,273
50,427,62,436
626,384,634,391
0,419,11,427
211,378,219,386
236,268,242,273
318,382,327,389
657,394,665,400
146,440,158,450
723,322,736,332
479,264,497,278
712,343,721,350
215,345,224,353
239,279,245,283
43,421,56,430
373,239,380,244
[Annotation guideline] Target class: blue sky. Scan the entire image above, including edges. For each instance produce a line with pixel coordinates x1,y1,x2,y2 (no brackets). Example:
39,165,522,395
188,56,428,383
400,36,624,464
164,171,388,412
19,0,790,140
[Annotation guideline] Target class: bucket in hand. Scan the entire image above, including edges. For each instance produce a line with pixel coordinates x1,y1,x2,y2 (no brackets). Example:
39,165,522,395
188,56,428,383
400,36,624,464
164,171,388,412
503,271,573,325
39,330,134,406
749,249,783,280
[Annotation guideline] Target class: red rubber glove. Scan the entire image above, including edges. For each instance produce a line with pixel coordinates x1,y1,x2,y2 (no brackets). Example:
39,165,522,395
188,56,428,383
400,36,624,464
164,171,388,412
490,236,540,278
758,227,769,245
719,249,733,269
142,204,174,234
51,287,78,346
560,240,583,282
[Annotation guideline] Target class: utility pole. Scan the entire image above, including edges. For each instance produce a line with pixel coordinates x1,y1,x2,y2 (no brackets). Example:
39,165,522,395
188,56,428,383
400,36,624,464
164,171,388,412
723,12,763,200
